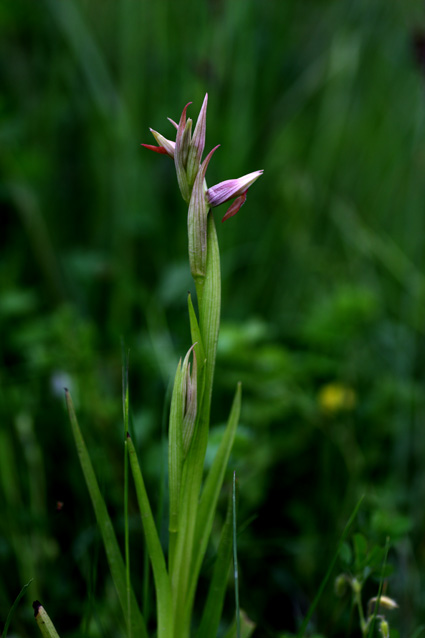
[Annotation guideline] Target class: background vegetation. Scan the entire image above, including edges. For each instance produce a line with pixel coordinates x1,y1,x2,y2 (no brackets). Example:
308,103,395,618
1,0,425,636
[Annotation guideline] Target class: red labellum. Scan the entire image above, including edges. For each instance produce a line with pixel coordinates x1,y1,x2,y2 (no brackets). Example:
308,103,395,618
141,144,169,155
222,190,247,222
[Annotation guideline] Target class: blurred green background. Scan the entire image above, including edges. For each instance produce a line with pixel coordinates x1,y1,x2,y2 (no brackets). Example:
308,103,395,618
2,0,425,636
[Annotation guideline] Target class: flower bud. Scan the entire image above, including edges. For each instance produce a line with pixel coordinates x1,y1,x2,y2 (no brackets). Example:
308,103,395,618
334,574,348,597
181,344,198,456
369,596,398,611
174,102,192,203
379,619,389,638
186,93,208,186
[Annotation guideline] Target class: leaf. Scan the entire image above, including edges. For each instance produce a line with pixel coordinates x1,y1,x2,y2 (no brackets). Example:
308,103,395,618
1,578,33,638
33,601,61,638
233,471,240,638
127,436,173,638
353,533,368,571
339,541,352,566
195,494,233,638
170,418,209,637
168,357,184,571
65,390,147,638
366,546,386,572
222,610,256,638
187,383,242,613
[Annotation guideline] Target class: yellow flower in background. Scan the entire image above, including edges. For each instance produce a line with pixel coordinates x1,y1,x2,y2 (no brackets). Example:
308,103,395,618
318,382,356,414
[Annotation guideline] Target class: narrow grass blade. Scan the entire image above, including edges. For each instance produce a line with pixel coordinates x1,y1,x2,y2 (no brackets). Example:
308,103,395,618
222,610,256,638
32,601,60,638
127,435,173,638
188,383,241,607
1,578,33,638
121,344,132,638
65,390,147,638
233,471,240,638
196,494,233,638
367,537,391,638
296,495,365,638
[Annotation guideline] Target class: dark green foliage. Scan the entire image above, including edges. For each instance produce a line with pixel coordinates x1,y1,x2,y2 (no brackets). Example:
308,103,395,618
1,0,425,635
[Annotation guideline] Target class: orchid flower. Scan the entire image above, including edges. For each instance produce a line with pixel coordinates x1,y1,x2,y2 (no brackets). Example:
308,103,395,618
206,169,264,222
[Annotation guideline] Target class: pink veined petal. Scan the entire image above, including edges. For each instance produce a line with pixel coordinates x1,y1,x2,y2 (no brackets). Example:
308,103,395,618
221,190,248,223
207,170,264,208
141,144,170,155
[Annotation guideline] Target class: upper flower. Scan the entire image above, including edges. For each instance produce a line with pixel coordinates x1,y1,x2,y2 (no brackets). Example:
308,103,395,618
206,170,264,222
142,94,209,202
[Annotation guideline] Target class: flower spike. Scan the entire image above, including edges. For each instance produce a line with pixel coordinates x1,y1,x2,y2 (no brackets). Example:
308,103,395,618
143,94,263,229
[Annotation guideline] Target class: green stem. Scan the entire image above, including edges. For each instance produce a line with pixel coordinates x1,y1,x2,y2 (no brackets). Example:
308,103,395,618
354,585,367,638
172,212,221,638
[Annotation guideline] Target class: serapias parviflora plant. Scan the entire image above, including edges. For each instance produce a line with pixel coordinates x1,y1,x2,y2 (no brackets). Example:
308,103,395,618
36,95,262,638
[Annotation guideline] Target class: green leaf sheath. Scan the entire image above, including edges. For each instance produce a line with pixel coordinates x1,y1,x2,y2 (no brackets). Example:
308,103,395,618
65,390,148,638
127,436,173,638
196,212,221,426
